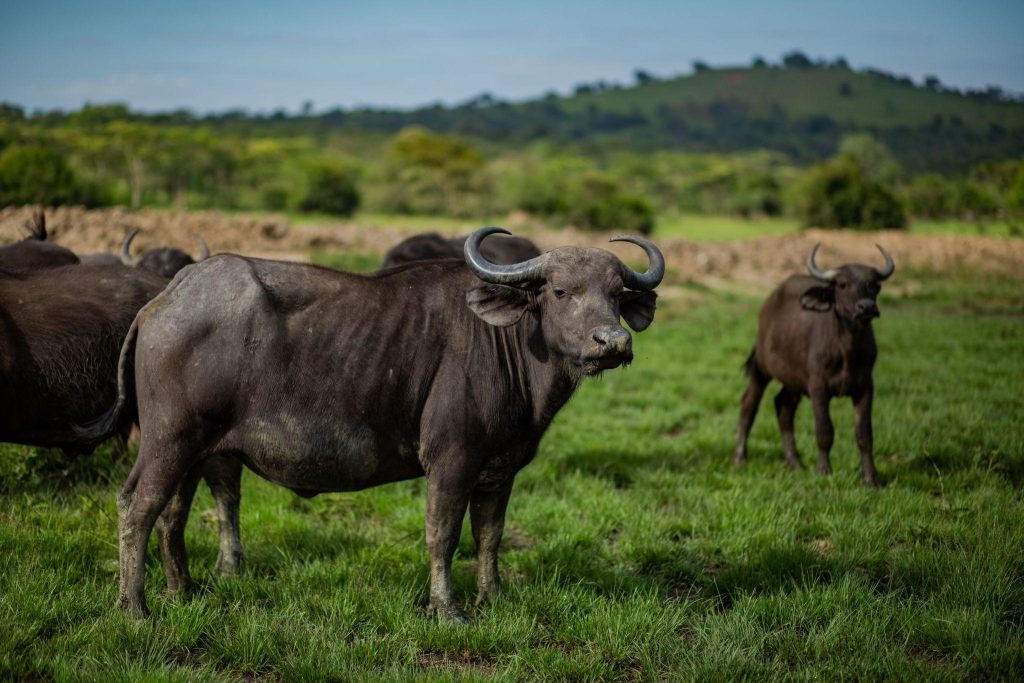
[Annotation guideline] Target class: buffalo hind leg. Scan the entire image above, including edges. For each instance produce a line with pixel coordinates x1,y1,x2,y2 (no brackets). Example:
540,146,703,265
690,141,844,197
734,364,769,465
775,387,803,469
852,383,882,488
424,467,474,623
117,441,194,617
470,479,514,607
201,455,244,575
155,466,203,596
809,385,834,476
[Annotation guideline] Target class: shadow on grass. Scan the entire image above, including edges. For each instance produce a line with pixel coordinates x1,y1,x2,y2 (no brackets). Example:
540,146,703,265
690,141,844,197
556,448,696,489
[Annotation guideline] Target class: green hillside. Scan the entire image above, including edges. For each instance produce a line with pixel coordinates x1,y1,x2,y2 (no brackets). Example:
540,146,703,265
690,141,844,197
564,66,1023,131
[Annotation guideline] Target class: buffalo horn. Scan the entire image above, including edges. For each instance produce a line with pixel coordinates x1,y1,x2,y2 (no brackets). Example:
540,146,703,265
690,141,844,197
197,236,210,260
464,226,550,285
610,236,665,291
120,228,141,267
874,244,895,280
807,243,839,281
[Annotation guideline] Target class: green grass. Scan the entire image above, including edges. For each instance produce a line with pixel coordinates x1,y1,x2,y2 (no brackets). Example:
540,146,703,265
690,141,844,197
1,264,1022,680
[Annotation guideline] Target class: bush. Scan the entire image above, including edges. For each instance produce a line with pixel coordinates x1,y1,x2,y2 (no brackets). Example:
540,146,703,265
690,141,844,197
904,173,954,218
565,172,655,234
0,144,106,207
299,161,360,216
797,155,906,229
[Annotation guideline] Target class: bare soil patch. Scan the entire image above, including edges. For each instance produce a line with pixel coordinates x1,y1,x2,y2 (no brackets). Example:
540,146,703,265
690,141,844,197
2,206,1021,286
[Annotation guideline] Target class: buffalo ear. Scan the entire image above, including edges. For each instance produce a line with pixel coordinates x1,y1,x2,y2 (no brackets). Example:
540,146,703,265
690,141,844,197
467,284,531,327
620,290,657,331
800,285,835,312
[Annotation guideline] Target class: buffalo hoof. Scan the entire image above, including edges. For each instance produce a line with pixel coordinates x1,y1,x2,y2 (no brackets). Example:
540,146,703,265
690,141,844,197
784,456,804,470
863,473,885,489
732,454,747,467
427,602,471,625
474,584,501,607
815,462,832,476
215,551,243,576
116,595,149,619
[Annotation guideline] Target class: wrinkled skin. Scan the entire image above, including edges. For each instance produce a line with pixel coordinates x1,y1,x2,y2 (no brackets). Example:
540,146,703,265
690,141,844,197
80,235,660,621
734,255,893,488
381,232,541,269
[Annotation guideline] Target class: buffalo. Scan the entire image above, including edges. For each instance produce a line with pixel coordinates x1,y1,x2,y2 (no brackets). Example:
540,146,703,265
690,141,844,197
0,212,79,271
381,231,541,268
118,228,210,278
733,243,895,487
76,227,664,621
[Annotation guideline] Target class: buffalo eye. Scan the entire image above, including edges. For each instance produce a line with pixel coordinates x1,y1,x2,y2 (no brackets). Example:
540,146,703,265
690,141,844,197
837,282,847,290
552,287,568,299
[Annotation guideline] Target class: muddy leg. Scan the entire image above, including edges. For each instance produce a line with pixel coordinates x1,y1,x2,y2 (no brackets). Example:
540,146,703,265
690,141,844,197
155,467,202,596
117,440,195,617
852,383,882,488
775,387,803,469
202,456,244,575
470,479,514,607
810,386,834,476
734,365,769,465
424,470,473,623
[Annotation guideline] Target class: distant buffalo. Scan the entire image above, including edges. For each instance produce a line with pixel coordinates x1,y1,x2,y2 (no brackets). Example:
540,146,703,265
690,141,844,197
734,243,895,487
0,211,79,271
381,231,541,269
117,228,211,278
76,227,664,620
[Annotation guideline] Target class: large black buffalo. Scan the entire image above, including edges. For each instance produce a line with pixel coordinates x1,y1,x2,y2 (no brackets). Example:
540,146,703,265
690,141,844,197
77,227,664,620
733,243,895,487
381,231,541,268
0,212,79,271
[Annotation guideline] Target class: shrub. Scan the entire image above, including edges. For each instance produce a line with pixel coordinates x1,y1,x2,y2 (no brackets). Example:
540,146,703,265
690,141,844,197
796,155,906,229
0,144,106,207
299,161,361,216
904,173,954,218
565,172,655,235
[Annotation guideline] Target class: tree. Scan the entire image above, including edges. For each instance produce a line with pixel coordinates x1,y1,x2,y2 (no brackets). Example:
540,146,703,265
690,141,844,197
692,60,710,73
795,152,906,230
634,69,658,85
782,50,813,69
924,75,942,91
299,161,360,216
0,144,103,207
751,56,767,68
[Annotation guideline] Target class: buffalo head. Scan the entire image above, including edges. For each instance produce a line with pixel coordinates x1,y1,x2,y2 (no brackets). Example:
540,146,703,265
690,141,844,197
801,243,895,322
464,227,663,375
120,228,210,278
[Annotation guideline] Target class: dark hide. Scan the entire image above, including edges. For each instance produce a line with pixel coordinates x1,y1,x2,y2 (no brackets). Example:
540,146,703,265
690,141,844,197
381,232,541,269
0,212,79,271
733,260,892,487
82,240,660,620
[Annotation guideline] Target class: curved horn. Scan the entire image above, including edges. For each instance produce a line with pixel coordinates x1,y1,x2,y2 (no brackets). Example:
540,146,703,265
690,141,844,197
29,210,46,241
874,243,895,281
464,226,550,285
197,236,210,260
120,228,141,267
610,235,665,291
806,243,839,282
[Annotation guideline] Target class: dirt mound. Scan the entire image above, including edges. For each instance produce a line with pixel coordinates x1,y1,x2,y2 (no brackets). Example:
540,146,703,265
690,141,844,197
2,206,1022,285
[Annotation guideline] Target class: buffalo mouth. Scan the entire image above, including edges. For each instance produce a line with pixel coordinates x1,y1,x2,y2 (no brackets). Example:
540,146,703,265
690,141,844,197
579,354,632,375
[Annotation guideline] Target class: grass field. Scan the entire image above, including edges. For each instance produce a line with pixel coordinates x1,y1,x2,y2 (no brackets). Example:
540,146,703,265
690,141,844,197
1,259,1022,680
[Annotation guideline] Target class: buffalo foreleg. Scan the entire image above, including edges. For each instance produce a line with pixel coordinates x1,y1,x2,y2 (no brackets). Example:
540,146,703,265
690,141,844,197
470,479,514,606
810,385,834,475
774,387,803,469
852,383,882,488
425,471,472,623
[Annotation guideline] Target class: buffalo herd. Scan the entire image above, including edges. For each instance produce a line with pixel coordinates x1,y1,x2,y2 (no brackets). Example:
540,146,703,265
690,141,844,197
1,213,895,621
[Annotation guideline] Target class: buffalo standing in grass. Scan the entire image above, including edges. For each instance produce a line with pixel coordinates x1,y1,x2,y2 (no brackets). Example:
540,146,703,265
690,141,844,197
77,227,663,621
381,231,541,268
0,212,79,271
733,243,895,487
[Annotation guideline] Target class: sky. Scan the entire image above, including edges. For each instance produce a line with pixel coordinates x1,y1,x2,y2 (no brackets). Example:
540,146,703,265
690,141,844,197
1,0,1021,113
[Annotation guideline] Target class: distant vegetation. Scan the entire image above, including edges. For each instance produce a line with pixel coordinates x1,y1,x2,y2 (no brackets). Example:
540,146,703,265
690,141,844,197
2,53,1023,233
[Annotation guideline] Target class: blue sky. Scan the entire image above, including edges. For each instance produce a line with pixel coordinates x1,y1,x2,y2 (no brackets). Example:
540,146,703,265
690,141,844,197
1,0,1021,113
